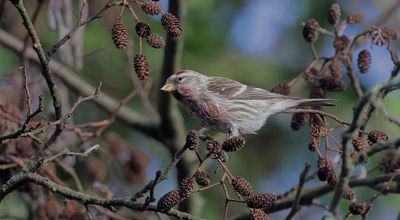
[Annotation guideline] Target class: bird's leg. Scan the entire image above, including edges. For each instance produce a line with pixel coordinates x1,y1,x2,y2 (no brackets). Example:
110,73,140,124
198,127,208,136
198,127,212,141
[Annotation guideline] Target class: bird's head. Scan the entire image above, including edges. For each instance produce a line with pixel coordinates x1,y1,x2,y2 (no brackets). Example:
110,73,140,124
161,70,204,97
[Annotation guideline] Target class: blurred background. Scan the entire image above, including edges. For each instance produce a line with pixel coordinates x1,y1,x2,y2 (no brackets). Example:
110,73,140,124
0,0,400,219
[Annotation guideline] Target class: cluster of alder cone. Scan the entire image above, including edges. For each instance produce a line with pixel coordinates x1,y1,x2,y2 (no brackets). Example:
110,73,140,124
271,2,398,218
157,131,278,220
154,3,399,220
111,0,182,80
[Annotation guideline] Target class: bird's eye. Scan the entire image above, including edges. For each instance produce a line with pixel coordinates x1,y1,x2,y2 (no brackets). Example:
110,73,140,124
178,76,184,81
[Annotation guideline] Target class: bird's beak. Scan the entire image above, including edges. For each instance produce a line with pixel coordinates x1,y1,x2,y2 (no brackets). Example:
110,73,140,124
160,83,176,92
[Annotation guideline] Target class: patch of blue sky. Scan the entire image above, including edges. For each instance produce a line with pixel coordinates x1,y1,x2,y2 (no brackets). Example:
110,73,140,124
229,0,309,58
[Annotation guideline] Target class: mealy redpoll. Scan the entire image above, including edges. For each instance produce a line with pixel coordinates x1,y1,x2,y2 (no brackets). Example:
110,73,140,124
161,70,333,137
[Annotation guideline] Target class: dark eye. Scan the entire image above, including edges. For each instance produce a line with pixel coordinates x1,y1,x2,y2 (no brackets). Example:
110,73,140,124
178,76,184,81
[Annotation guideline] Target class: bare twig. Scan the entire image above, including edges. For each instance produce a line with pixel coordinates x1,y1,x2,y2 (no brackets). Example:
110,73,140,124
285,162,311,220
131,143,189,201
344,57,363,98
46,0,116,57
43,144,100,165
284,109,350,126
10,0,63,144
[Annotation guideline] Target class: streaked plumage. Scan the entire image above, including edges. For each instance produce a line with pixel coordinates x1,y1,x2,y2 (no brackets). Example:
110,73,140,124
161,70,333,136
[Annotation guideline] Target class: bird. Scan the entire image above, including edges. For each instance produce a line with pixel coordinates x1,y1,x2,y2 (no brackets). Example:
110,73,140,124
161,70,333,137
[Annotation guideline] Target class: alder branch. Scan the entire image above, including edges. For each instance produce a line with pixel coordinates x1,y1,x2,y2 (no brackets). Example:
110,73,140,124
0,173,203,220
0,29,160,141
0,94,43,143
329,79,400,212
10,0,63,145
234,173,400,219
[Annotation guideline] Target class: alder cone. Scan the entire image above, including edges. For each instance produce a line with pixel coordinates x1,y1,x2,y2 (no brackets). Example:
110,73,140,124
222,136,246,152
303,19,320,43
195,171,212,186
367,130,388,145
246,193,277,209
250,209,271,220
347,12,364,24
146,33,165,48
111,22,128,49
141,2,162,15
379,150,400,174
349,200,368,215
185,130,200,150
232,176,253,196
382,27,399,40
134,54,150,80
135,22,151,38
328,3,341,25
357,49,371,73
271,83,290,95
291,112,309,130
343,186,355,200
161,13,182,37
352,137,368,152
157,189,183,212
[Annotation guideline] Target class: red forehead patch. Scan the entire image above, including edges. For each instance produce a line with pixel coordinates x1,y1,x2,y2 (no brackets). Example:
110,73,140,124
175,70,186,75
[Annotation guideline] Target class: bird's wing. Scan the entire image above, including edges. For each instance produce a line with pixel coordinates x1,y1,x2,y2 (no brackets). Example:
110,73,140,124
207,77,291,100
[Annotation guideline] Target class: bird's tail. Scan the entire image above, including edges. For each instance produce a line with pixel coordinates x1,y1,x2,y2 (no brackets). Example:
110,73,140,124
297,98,336,107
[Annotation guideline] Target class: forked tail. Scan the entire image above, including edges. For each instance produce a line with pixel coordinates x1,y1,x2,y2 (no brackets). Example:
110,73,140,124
297,98,336,107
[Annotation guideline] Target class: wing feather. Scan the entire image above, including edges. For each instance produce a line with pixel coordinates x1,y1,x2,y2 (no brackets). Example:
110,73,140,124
207,77,293,100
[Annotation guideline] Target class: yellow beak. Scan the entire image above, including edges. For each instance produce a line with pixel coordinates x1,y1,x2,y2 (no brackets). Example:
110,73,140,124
160,83,176,92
